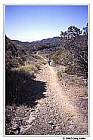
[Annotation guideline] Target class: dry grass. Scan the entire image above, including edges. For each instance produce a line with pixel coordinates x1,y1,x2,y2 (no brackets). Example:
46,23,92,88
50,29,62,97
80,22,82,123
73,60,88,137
57,69,65,80
15,64,38,74
32,54,47,65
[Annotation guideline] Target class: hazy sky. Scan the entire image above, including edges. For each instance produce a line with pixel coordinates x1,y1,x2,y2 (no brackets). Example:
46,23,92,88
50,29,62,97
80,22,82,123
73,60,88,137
5,5,88,42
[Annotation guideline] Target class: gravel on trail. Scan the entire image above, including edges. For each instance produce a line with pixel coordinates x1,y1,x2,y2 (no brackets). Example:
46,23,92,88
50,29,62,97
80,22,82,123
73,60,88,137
5,64,88,135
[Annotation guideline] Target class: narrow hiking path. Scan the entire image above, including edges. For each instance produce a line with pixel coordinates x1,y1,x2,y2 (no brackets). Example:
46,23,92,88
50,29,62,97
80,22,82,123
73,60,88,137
19,63,88,135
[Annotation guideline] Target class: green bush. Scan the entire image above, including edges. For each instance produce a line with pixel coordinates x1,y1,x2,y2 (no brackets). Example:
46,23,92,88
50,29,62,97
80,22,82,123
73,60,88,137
52,49,73,66
65,65,74,74
57,70,65,79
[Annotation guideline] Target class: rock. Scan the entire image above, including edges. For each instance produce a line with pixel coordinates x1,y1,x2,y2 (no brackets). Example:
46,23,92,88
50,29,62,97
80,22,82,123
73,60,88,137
12,123,18,129
68,124,75,130
31,109,35,112
55,126,59,130
48,121,53,125
9,131,15,135
56,113,59,116
27,114,35,123
56,103,58,106
52,100,55,102
52,125,56,129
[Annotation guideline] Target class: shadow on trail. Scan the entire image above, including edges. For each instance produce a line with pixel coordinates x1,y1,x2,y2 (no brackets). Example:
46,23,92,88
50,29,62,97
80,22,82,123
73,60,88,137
5,69,47,107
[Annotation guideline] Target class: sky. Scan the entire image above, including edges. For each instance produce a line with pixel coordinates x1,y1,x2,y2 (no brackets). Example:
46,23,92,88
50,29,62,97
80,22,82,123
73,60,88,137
5,5,88,42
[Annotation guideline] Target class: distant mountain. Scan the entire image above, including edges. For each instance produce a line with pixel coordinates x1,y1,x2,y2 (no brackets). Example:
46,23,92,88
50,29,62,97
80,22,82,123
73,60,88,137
12,37,61,52
30,37,61,46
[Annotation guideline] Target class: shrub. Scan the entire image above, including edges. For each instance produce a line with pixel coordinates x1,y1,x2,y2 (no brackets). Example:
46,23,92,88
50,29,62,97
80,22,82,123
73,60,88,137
57,70,65,80
65,65,75,75
52,49,73,66
16,64,38,74
34,63,41,70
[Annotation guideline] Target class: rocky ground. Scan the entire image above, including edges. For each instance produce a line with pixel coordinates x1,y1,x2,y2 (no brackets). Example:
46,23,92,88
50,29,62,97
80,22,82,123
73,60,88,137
5,63,88,135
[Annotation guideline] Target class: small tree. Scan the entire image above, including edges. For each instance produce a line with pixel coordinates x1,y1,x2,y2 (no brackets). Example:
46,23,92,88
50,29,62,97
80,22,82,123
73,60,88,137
83,23,88,36
60,26,81,40
67,26,81,38
60,31,64,38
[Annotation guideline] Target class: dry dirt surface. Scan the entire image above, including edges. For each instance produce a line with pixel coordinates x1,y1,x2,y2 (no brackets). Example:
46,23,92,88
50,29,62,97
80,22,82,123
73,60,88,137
6,63,88,135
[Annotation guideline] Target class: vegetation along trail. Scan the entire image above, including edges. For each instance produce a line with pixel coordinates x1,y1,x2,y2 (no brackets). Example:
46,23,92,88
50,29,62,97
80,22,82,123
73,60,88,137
18,61,88,135
5,23,88,135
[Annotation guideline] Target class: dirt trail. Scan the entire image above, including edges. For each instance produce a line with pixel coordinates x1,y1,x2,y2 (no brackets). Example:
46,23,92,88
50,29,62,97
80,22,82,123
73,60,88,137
19,63,88,135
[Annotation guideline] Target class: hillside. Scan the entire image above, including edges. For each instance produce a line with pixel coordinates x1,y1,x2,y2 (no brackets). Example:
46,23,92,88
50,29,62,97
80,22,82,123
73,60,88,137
5,36,27,69
52,35,88,78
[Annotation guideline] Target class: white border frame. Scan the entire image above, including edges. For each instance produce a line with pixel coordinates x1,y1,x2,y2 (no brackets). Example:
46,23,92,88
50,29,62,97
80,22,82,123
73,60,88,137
0,0,92,140
3,3,90,138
